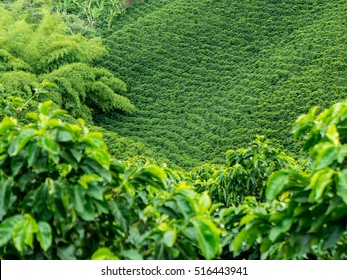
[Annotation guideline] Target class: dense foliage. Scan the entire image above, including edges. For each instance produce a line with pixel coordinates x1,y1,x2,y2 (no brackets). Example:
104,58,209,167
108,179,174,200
0,100,220,260
2,97,347,260
1,0,347,261
0,2,134,123
220,102,347,259
189,136,301,207
95,0,347,167
51,0,145,30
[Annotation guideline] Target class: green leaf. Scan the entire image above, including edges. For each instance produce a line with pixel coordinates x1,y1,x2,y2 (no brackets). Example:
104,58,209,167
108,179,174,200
79,199,95,221
108,199,129,232
0,116,17,134
36,221,52,251
174,193,195,220
93,199,109,214
46,119,62,128
309,168,335,202
121,249,143,260
326,124,340,146
56,130,74,142
338,145,347,163
312,144,337,171
191,217,220,260
292,106,318,139
24,215,38,248
11,156,25,177
240,214,257,226
0,176,14,221
59,150,78,169
38,135,59,155
143,166,167,182
12,219,26,253
269,218,293,242
26,141,40,167
26,112,39,121
163,229,176,248
73,185,85,213
39,101,53,116
80,159,112,182
57,245,76,260
33,183,49,217
337,170,347,204
266,171,289,202
87,185,104,201
70,148,82,162
197,191,211,214
51,109,67,118
82,132,104,148
89,148,110,170
323,225,344,250
79,174,100,189
10,128,35,156
50,183,67,220
0,215,24,247
266,171,309,202
233,228,248,254
92,248,118,260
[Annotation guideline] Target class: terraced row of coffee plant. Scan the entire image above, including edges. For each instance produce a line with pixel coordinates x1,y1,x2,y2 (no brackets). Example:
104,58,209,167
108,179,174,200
95,0,347,168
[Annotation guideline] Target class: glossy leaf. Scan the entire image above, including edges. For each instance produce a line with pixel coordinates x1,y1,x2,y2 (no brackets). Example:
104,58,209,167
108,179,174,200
0,215,24,247
309,168,335,202
191,217,220,260
266,171,308,202
12,219,26,253
174,193,195,219
312,144,337,171
39,101,53,116
92,248,118,260
10,128,35,156
0,176,14,221
36,221,52,251
38,135,59,155
337,170,347,204
163,229,176,248
0,116,17,134
121,249,143,260
56,130,74,142
197,191,211,214
57,245,76,260
26,141,40,167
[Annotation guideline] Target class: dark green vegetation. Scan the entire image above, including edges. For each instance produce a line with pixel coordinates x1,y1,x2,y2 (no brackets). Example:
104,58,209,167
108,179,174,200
96,0,347,167
1,0,347,260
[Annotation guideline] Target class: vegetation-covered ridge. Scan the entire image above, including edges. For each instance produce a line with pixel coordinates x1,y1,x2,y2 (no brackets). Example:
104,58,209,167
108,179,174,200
96,0,347,167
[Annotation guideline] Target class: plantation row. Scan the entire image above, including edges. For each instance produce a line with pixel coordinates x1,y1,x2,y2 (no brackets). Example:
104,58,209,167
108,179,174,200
96,0,347,167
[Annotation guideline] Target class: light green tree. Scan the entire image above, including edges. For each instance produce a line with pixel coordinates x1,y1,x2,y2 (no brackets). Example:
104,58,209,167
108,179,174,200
0,3,134,123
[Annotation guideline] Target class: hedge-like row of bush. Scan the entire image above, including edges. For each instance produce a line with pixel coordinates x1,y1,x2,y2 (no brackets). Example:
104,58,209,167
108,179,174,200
95,0,347,167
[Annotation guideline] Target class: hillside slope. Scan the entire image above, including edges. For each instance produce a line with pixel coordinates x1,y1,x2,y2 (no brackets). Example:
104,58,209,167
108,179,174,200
96,0,347,168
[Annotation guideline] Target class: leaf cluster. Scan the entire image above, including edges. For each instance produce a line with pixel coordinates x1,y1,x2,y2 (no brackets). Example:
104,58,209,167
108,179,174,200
0,101,220,260
219,101,347,259
189,136,300,207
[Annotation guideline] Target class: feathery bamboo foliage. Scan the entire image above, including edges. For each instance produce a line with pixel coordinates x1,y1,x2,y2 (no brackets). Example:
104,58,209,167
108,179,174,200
0,4,134,123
